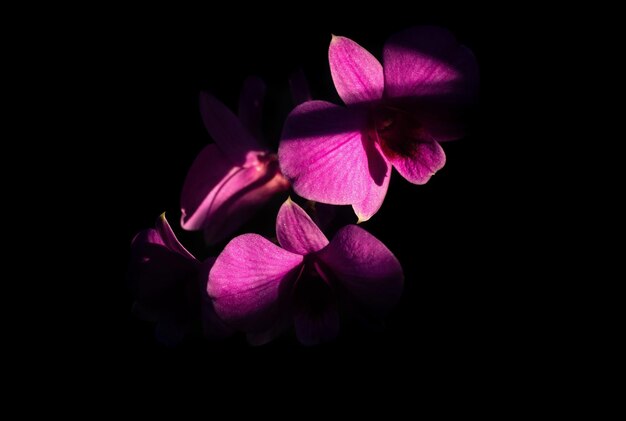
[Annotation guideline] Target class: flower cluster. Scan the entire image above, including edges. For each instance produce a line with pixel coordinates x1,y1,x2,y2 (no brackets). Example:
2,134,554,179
129,26,478,346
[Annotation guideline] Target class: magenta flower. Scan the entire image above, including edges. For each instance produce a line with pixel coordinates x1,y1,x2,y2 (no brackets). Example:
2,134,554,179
207,199,403,345
130,213,230,345
279,26,478,221
181,77,290,245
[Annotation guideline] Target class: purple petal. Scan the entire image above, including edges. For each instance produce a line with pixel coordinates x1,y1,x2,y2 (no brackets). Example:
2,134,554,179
353,139,391,222
383,26,479,102
199,91,265,166
180,145,289,243
238,76,266,140
289,69,312,106
129,228,199,320
329,35,384,106
202,160,290,245
279,100,370,205
276,198,329,255
318,225,403,318
386,140,446,185
208,234,304,332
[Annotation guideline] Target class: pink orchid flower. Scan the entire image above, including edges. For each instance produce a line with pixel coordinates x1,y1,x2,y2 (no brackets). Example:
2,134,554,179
181,77,290,245
207,199,403,346
279,26,478,221
130,214,230,345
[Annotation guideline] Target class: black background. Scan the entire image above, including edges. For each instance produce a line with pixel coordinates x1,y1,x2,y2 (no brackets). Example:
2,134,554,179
99,9,522,382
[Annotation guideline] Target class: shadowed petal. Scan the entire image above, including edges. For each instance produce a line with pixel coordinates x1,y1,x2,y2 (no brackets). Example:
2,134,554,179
383,26,479,102
329,35,384,105
318,225,403,318
353,138,391,222
180,144,238,231
276,198,329,255
129,228,199,324
386,140,446,185
279,100,370,205
238,76,266,140
289,69,312,106
294,295,339,346
208,234,304,332
199,91,265,166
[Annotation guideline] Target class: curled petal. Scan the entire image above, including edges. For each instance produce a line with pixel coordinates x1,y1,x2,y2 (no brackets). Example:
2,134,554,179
181,145,289,243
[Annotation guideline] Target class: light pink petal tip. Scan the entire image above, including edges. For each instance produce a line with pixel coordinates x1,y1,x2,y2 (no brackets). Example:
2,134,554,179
329,35,384,106
276,198,329,255
207,234,303,332
279,100,370,205
319,225,403,317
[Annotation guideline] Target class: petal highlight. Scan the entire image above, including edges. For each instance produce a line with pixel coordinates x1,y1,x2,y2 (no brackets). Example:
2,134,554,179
329,35,384,106
208,234,303,332
279,100,370,205
276,198,329,255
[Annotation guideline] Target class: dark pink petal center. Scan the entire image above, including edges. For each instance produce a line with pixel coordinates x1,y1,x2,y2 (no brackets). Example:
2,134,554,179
368,103,433,159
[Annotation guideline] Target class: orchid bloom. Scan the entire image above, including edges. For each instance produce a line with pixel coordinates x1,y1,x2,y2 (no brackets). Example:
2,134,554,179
181,77,290,245
279,26,478,221
130,214,230,345
208,199,403,345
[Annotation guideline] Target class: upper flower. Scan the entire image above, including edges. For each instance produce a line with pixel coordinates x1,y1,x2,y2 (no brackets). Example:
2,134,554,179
279,26,478,221
207,199,404,346
180,77,290,245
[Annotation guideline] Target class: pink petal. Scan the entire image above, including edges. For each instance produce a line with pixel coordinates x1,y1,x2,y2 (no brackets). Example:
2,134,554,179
207,234,304,332
180,145,289,243
383,26,479,102
199,91,265,166
353,139,391,222
318,225,403,318
276,198,329,255
238,76,266,140
386,140,446,185
329,35,384,106
279,100,370,205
